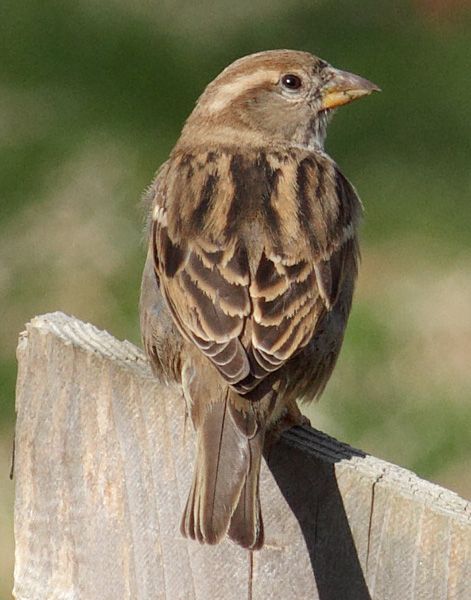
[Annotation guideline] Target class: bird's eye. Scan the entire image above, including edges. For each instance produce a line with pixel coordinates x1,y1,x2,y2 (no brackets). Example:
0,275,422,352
281,74,302,91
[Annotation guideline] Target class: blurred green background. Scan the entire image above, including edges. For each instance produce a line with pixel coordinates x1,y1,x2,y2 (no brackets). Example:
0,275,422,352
1,0,470,596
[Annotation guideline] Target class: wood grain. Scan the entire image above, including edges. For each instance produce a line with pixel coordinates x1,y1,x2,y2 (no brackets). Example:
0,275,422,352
13,312,471,599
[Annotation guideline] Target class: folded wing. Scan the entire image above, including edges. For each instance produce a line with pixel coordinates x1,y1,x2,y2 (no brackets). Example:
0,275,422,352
149,148,362,395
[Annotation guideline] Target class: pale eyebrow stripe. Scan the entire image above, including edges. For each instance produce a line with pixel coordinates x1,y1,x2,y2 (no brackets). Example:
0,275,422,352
205,69,280,113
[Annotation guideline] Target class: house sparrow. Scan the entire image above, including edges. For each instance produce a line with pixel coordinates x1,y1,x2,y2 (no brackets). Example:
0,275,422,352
140,50,378,550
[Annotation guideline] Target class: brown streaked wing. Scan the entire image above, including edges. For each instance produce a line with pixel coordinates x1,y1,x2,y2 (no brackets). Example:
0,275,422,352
150,150,252,385
233,252,323,394
159,240,252,384
233,149,361,395
150,147,361,395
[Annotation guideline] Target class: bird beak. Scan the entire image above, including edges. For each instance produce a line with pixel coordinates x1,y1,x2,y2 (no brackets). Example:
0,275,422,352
320,68,380,110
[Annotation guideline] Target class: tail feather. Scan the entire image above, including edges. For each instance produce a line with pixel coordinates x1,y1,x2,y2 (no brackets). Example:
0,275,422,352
180,392,264,549
227,433,264,550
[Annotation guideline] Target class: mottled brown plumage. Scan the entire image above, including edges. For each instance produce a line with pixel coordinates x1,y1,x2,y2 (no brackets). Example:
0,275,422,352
140,50,378,549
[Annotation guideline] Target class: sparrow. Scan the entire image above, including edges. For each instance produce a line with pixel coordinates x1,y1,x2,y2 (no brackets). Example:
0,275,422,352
140,50,379,550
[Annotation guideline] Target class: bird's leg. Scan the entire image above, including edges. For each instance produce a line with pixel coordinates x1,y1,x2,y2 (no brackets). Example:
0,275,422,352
264,399,311,455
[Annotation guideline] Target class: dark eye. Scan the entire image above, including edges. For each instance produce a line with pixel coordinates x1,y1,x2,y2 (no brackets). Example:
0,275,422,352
281,74,302,90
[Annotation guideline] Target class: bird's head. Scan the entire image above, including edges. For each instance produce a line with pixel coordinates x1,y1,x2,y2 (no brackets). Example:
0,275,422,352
181,50,379,150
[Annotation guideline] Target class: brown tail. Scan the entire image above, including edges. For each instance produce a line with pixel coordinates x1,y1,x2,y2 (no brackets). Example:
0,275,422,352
180,391,264,549
227,431,264,550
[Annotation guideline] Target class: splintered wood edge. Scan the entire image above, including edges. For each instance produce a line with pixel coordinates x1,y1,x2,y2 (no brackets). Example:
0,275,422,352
18,311,471,527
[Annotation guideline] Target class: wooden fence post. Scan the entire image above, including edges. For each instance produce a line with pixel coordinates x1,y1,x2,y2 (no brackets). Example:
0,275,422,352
13,312,471,599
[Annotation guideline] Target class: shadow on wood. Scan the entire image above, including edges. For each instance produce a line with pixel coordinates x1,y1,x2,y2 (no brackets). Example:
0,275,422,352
268,437,371,600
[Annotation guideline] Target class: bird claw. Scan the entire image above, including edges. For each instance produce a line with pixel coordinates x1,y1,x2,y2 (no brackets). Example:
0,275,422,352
264,402,310,455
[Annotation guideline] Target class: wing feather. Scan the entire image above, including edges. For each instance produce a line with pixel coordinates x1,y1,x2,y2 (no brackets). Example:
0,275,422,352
148,148,362,395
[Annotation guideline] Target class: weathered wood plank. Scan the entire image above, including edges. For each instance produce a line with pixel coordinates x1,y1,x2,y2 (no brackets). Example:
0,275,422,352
13,312,471,600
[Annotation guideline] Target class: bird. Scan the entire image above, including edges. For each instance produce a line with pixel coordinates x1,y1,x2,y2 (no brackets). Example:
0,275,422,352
139,49,379,550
